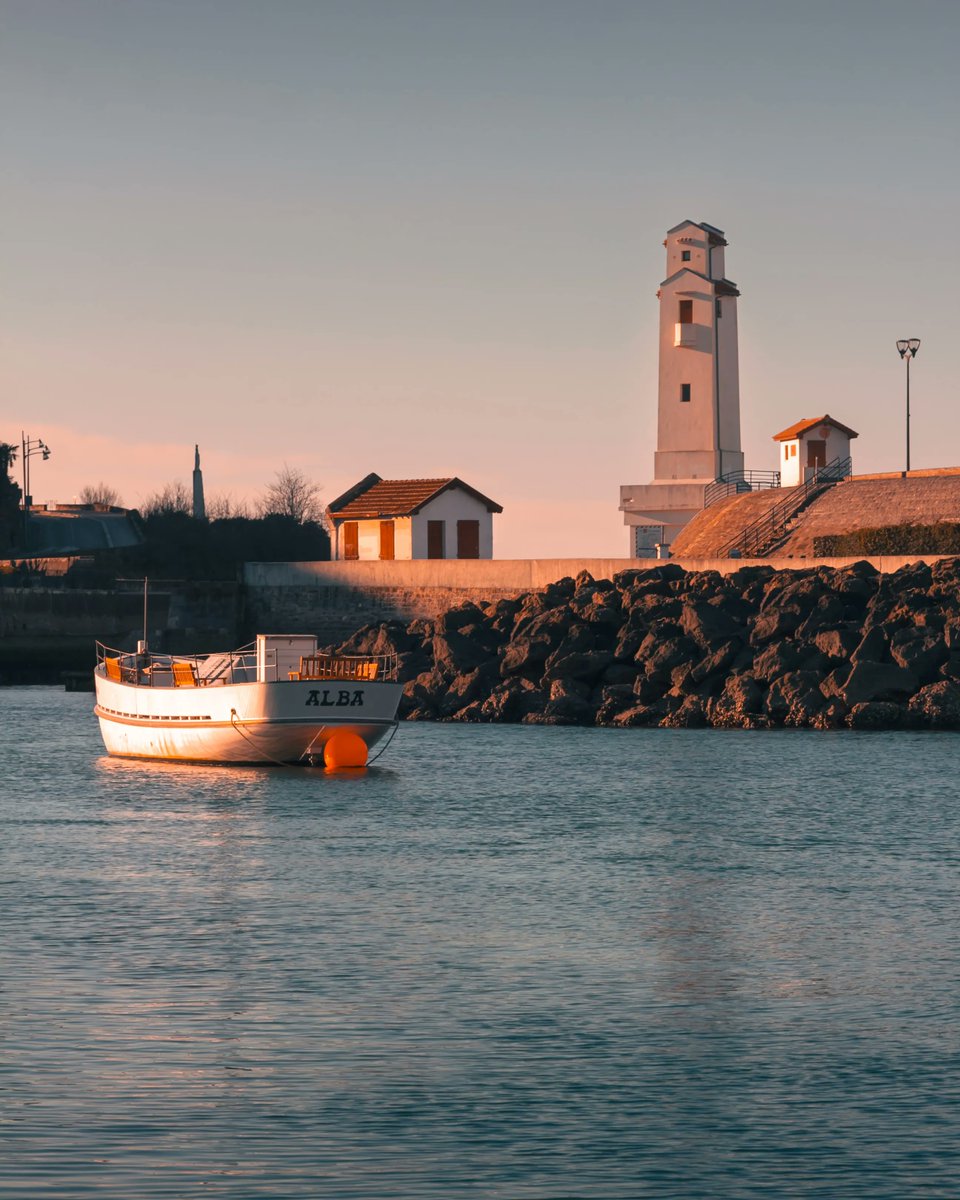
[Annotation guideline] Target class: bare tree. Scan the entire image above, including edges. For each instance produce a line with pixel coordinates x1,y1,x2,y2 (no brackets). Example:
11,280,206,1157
79,482,122,507
258,465,325,525
206,491,251,520
141,481,191,517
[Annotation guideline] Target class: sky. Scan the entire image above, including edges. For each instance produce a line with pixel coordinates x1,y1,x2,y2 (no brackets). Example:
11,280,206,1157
2,0,958,557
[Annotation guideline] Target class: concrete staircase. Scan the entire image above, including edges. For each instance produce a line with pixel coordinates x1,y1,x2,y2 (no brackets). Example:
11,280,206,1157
672,470,960,559
671,489,794,557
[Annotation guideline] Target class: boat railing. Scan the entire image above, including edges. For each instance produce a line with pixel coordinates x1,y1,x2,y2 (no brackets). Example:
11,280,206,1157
95,642,398,686
288,653,398,682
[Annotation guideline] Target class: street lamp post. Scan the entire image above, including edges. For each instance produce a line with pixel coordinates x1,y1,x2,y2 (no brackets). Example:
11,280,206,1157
896,339,921,473
20,431,51,552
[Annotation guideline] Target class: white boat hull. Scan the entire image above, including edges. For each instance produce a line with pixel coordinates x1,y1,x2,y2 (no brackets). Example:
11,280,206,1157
94,673,402,765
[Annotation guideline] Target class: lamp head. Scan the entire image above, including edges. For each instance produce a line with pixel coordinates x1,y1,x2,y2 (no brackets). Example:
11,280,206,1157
908,338,921,356
896,339,910,358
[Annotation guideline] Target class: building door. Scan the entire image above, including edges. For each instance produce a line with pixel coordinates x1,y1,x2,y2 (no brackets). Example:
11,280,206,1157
379,521,395,560
457,519,480,559
806,440,826,469
343,522,358,559
427,520,445,559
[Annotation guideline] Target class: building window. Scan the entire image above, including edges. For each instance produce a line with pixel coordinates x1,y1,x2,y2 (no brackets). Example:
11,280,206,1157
678,299,693,324
716,299,723,318
790,444,797,458
343,521,359,560
681,250,691,261
784,444,789,461
680,383,691,403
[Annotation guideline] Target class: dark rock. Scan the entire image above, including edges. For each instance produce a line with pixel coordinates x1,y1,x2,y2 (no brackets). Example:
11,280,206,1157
479,679,546,722
680,600,744,649
485,598,522,635
601,662,641,687
661,695,708,728
641,635,699,684
841,661,918,707
439,602,486,635
542,648,614,685
541,577,576,606
764,670,824,726
524,692,597,725
813,628,860,664
750,607,802,646
449,700,487,722
611,703,663,727
595,684,637,725
810,698,848,730
890,632,947,682
500,635,554,678
907,680,960,728
549,677,592,702
396,650,431,683
689,639,742,686
438,663,500,718
752,640,804,683
847,701,904,730
613,611,651,661
850,625,890,665
796,594,846,639
406,617,435,642
432,630,492,677
574,569,595,589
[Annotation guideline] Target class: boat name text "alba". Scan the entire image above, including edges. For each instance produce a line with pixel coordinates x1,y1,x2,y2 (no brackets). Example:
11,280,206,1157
305,688,364,708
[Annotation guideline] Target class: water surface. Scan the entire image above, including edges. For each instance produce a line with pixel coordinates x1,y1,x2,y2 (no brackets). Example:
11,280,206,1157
2,687,958,1198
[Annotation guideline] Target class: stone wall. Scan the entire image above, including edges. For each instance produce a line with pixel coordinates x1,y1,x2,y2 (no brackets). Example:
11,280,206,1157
242,556,959,647
0,582,238,682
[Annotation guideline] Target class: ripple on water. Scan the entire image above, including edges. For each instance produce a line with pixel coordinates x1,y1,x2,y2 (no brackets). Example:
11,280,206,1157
2,689,959,1198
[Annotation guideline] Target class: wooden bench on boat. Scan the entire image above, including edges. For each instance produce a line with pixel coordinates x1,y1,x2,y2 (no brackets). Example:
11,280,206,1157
288,655,379,682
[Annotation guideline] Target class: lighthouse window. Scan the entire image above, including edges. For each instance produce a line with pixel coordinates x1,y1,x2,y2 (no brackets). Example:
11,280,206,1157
681,250,691,261
678,299,693,324
680,383,691,403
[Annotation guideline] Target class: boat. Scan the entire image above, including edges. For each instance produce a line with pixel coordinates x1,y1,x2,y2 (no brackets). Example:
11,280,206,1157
93,633,402,767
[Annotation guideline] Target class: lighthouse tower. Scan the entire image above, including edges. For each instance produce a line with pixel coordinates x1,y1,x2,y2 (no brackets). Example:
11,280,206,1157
619,220,744,554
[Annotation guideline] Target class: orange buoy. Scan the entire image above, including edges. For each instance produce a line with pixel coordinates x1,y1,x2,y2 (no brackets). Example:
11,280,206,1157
323,730,368,770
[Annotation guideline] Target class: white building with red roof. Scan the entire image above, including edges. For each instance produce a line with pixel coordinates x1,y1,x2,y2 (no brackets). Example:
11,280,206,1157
326,474,503,561
773,415,858,487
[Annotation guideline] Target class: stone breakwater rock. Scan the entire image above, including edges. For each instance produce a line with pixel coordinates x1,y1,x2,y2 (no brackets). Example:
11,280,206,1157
330,559,960,731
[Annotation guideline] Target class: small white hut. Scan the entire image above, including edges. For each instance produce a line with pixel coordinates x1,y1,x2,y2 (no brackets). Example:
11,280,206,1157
326,473,502,561
773,415,858,487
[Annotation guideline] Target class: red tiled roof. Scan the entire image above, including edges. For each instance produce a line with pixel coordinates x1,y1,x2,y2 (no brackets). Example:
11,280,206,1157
327,475,502,519
772,414,859,442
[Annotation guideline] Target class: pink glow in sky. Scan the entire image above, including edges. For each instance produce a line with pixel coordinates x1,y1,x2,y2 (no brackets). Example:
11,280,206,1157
3,1,958,557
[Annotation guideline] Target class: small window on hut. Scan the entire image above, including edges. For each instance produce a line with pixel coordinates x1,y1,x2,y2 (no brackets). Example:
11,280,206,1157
678,299,693,324
680,383,691,403
343,522,359,560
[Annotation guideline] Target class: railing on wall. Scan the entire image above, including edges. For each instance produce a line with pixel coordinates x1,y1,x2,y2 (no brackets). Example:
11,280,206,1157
703,470,781,510
717,456,852,559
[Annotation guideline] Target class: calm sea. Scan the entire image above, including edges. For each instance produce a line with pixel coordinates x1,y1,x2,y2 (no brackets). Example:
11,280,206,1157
2,686,958,1199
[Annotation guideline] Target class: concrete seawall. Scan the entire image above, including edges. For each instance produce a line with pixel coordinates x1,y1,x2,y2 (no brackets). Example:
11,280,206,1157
243,555,959,645
0,583,238,683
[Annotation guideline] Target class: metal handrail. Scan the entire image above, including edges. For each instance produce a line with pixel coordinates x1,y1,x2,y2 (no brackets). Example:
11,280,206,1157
718,456,851,558
94,641,399,685
703,469,781,510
